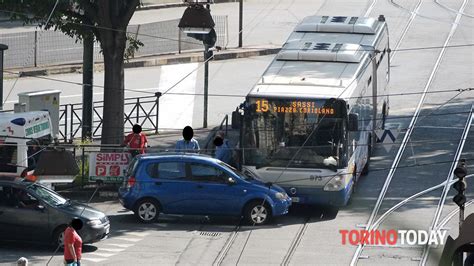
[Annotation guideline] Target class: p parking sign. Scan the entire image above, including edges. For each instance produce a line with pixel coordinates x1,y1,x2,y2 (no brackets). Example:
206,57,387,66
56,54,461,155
88,152,131,183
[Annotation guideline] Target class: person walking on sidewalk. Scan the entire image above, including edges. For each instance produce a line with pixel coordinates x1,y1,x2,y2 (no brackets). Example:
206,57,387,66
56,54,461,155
176,126,200,153
64,218,83,266
123,124,148,157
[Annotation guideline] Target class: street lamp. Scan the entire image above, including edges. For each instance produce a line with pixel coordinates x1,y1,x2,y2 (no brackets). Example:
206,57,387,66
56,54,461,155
179,0,216,128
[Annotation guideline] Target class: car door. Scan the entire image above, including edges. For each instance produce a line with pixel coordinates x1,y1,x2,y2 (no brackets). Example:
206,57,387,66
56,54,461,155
0,186,49,242
145,161,199,215
188,162,245,215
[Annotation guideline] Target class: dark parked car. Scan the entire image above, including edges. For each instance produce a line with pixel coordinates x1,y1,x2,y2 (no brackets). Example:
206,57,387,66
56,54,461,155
119,154,292,225
0,176,110,247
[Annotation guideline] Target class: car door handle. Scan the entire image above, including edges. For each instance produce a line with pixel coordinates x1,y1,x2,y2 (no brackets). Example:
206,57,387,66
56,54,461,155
196,185,204,189
155,182,162,186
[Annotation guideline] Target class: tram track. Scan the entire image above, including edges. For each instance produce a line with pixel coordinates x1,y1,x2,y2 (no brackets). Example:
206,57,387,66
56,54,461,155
212,223,242,266
351,0,471,264
281,216,311,266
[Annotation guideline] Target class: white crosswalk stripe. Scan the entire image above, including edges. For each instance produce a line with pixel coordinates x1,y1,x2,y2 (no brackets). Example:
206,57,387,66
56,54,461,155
105,243,134,248
114,237,142,242
81,257,108,263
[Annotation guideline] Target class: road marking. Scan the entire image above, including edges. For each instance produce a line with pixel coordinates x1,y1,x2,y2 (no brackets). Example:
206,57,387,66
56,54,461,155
81,257,108,262
124,232,150,237
157,63,198,129
114,237,143,242
98,248,126,252
105,243,134,248
88,252,116,258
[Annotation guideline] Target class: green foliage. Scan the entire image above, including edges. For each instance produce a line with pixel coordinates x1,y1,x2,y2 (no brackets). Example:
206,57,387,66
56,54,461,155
73,139,93,185
124,34,144,61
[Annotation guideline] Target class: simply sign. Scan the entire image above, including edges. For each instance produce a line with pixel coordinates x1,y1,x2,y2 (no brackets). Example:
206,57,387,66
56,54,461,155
88,152,131,183
375,129,399,152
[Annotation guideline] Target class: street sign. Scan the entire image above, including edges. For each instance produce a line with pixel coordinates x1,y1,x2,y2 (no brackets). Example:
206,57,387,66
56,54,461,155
375,129,399,152
88,152,131,183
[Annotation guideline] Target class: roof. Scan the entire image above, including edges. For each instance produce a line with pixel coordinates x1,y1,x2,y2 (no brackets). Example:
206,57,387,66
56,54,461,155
17,90,62,97
0,111,50,124
138,153,216,163
248,15,386,100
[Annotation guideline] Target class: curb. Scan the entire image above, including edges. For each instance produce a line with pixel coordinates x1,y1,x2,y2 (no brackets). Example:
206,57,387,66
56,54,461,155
137,0,238,11
9,47,280,78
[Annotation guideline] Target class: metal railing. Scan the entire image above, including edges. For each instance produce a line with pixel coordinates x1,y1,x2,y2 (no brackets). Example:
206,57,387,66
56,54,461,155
59,94,161,143
2,16,228,69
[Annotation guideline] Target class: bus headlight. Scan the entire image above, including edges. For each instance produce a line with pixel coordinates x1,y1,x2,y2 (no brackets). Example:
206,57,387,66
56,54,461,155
275,192,288,200
323,175,345,191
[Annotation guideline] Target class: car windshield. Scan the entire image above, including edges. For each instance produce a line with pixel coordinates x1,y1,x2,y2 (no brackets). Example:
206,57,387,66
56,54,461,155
218,162,262,182
27,184,67,206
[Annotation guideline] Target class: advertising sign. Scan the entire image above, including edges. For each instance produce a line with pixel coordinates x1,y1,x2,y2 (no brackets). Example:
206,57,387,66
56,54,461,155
88,152,131,183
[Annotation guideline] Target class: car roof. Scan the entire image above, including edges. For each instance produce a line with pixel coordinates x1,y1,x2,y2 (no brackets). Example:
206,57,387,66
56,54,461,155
136,153,219,164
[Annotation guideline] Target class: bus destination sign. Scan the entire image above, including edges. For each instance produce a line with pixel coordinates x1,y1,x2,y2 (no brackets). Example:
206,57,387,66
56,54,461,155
254,99,335,115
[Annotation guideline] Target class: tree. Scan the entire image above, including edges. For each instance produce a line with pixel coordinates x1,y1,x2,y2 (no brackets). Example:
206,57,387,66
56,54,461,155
2,0,140,145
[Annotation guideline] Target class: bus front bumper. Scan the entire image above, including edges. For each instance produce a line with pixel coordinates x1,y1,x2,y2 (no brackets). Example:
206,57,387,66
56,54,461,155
281,184,352,207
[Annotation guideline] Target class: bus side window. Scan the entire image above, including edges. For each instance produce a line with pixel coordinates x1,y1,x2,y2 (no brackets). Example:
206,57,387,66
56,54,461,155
0,142,18,173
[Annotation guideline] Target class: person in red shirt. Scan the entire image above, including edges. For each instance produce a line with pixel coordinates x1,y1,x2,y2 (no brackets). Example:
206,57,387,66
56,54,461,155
64,218,83,266
123,124,148,157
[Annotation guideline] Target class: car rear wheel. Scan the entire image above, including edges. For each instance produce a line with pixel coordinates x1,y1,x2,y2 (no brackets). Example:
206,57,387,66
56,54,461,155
135,199,160,223
244,201,271,225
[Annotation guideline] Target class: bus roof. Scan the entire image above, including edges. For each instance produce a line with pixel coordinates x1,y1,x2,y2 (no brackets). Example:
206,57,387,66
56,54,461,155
248,15,386,100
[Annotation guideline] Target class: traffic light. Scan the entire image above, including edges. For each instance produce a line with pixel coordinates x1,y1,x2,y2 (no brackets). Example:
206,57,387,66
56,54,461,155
452,161,467,208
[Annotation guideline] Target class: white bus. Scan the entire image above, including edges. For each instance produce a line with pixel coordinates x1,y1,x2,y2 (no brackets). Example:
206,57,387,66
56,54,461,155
236,15,390,206
0,111,53,176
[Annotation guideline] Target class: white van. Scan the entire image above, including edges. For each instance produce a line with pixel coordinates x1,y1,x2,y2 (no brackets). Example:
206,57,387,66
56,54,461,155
0,111,53,175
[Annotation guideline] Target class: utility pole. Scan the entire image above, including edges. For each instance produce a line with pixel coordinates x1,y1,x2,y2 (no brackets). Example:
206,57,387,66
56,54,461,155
203,0,211,128
238,0,243,47
452,159,467,266
0,44,8,110
203,43,209,128
82,32,94,140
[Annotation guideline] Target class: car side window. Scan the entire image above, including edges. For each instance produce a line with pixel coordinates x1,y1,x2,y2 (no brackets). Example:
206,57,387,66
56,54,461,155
189,163,229,183
3,187,40,209
147,162,186,180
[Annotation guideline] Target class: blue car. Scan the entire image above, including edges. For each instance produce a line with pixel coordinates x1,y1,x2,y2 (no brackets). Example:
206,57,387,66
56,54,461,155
118,154,291,225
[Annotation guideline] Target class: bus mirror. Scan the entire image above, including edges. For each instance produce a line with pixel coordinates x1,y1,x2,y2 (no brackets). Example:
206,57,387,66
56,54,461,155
231,108,242,129
348,114,359,131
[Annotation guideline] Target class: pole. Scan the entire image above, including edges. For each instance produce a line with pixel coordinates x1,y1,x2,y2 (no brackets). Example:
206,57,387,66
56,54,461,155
371,52,378,149
82,33,94,141
0,44,8,110
238,0,243,47
203,44,209,128
203,0,211,129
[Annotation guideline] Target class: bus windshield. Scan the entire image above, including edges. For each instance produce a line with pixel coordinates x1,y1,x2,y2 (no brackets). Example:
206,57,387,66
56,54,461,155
242,98,347,170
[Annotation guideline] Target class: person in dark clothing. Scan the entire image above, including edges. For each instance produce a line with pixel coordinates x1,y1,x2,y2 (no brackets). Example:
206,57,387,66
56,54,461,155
213,133,233,165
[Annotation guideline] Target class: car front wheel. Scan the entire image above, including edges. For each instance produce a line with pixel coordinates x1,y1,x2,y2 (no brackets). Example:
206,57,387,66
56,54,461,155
135,199,160,223
244,201,271,225
52,226,66,249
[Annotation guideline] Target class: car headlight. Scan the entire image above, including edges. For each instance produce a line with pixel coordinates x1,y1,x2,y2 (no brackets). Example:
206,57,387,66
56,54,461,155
323,175,346,191
87,219,101,226
275,192,288,200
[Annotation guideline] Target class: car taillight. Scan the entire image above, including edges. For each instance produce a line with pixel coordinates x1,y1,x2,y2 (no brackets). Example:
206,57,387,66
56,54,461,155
127,176,136,188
